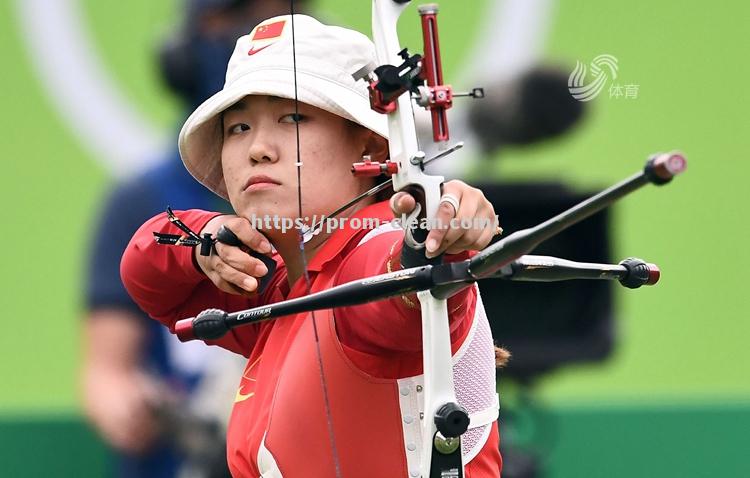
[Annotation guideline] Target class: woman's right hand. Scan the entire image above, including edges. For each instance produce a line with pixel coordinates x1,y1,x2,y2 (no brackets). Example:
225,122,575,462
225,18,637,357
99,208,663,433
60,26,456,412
195,215,273,295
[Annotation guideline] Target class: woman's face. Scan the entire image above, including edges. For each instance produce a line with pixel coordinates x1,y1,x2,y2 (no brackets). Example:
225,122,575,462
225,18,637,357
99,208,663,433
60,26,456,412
220,95,380,232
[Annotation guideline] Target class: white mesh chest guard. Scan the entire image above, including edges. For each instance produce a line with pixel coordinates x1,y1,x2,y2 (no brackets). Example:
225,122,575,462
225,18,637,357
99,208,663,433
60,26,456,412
358,225,500,476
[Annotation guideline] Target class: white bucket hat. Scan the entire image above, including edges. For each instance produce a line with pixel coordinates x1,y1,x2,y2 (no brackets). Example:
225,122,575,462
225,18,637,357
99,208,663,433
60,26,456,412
178,14,389,199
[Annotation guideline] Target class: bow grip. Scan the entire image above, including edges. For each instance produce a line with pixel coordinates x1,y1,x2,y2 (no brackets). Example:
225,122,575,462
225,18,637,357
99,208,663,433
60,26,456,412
216,225,276,295
399,190,443,269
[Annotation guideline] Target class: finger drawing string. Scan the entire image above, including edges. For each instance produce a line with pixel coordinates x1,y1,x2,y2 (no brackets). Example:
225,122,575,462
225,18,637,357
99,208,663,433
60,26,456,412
153,207,277,294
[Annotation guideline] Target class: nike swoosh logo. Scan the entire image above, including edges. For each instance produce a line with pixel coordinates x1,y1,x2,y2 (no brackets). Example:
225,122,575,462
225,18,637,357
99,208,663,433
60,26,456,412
234,389,255,403
247,44,271,56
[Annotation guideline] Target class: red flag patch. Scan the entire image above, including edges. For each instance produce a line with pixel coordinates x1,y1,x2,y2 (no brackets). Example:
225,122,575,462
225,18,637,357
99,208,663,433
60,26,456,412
252,20,286,41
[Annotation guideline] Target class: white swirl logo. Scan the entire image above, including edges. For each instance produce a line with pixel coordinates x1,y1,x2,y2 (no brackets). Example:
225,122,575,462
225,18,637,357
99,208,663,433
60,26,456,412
568,54,619,102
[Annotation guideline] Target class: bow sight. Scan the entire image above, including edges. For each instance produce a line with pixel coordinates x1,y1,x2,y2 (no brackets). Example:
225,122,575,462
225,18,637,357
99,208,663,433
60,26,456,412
354,5,483,144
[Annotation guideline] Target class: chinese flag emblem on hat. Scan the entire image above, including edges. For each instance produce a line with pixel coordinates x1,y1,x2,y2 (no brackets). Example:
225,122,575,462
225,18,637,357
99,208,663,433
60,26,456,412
251,20,286,41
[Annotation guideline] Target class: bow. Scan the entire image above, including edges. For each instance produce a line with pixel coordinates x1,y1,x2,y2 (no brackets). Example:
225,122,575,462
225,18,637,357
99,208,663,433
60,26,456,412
168,2,687,477
365,3,470,477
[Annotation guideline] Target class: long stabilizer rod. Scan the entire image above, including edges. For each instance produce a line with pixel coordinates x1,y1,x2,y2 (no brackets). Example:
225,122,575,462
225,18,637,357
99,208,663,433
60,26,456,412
174,152,685,342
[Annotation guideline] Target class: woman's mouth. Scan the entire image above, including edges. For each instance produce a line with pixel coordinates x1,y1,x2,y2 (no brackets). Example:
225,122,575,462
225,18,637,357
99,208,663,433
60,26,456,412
243,175,281,192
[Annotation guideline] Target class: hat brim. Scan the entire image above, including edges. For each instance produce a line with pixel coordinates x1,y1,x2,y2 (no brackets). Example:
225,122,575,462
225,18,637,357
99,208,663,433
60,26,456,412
179,67,389,200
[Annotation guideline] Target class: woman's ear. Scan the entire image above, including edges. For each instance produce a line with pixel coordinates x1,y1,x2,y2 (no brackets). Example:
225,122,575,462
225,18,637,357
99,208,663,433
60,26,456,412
363,132,389,162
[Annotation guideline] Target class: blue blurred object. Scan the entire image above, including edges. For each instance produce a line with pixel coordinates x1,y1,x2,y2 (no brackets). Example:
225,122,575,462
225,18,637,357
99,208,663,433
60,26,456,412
86,152,228,478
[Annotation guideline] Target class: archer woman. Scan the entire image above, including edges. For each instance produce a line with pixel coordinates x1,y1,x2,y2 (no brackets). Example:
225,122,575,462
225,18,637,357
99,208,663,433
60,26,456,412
122,14,504,477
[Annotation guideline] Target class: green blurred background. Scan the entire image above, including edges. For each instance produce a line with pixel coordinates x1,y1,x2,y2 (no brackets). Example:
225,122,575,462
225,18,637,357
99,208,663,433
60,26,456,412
1,0,748,476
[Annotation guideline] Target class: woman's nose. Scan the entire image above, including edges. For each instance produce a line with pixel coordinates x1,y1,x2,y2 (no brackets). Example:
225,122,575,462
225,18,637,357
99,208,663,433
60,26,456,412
247,126,279,165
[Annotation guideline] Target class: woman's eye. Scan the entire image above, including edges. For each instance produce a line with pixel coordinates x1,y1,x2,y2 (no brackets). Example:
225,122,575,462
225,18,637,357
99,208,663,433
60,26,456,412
280,113,304,124
227,123,250,135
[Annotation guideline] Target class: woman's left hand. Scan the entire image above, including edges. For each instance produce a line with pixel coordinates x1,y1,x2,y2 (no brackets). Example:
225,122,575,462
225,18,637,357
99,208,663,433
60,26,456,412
390,179,501,258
